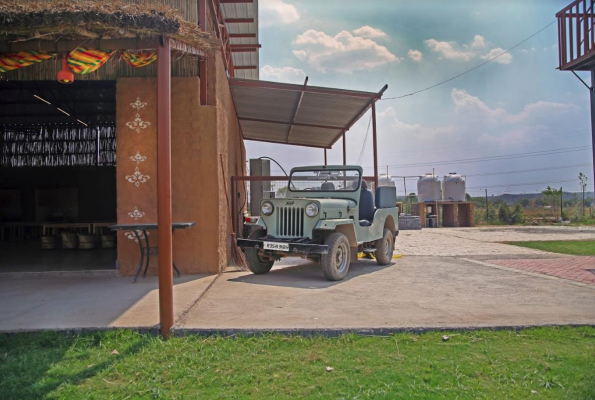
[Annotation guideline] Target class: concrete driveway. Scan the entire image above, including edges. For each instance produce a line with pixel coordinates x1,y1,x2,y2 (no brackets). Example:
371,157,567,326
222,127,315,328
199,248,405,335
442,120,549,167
1,226,595,333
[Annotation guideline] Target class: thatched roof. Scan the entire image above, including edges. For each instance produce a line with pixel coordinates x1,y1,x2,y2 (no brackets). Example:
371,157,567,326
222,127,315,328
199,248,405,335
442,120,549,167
0,1,216,51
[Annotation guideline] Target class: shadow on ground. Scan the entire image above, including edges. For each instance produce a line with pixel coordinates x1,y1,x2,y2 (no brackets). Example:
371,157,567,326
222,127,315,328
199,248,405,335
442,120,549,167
229,259,394,289
0,331,150,399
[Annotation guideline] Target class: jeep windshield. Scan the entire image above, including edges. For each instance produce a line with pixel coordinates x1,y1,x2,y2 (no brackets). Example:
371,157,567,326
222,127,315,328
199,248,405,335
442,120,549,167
289,169,361,192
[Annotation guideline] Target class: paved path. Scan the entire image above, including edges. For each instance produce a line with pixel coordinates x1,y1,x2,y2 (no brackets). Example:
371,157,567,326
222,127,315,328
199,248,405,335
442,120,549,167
2,226,595,333
484,257,595,286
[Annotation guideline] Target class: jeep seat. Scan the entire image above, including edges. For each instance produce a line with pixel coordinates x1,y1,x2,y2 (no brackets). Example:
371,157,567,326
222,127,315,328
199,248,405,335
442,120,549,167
359,181,375,226
321,182,335,191
376,186,397,208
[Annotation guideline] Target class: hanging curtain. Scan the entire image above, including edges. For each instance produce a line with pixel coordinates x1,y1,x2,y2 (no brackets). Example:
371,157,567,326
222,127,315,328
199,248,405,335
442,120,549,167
121,50,157,68
68,48,113,74
0,51,56,73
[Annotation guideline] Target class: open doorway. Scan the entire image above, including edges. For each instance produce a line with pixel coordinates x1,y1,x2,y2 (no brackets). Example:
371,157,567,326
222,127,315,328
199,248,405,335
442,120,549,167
0,80,117,272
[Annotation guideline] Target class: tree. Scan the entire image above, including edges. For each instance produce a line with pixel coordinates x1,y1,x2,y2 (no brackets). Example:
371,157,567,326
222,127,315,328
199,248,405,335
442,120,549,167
520,198,530,208
542,186,563,219
498,203,511,223
579,172,588,216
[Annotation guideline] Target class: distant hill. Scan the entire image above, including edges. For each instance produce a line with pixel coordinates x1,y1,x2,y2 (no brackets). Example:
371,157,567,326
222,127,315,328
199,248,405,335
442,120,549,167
477,192,594,205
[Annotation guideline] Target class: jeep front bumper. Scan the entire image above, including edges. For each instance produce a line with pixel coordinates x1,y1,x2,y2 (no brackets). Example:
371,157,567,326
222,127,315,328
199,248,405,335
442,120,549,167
237,239,329,255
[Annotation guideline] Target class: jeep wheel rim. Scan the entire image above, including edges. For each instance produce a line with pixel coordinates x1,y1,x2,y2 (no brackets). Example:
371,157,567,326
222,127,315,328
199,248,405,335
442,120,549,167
385,236,392,258
334,243,349,273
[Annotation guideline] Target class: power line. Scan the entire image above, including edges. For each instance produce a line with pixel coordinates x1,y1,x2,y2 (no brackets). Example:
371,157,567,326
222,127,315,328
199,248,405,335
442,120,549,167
467,178,577,190
374,128,590,159
380,20,557,100
392,162,593,180
361,145,592,169
464,163,592,178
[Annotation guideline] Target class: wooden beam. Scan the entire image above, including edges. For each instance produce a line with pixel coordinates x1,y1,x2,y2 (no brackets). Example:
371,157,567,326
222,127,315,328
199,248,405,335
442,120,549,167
229,33,256,38
224,18,254,23
170,39,204,56
233,65,257,70
0,38,159,53
221,0,253,3
231,44,261,49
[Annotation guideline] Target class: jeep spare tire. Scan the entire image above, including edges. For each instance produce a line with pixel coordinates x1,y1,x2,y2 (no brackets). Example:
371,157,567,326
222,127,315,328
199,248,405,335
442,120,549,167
321,232,351,281
245,228,274,275
375,228,394,265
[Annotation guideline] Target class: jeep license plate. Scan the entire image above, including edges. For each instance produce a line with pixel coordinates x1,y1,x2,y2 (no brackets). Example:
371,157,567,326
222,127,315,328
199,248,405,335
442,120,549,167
263,241,290,252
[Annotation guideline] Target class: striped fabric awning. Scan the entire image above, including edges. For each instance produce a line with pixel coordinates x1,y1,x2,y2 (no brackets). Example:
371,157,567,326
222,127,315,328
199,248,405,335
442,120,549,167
68,48,113,74
0,51,55,73
121,50,157,68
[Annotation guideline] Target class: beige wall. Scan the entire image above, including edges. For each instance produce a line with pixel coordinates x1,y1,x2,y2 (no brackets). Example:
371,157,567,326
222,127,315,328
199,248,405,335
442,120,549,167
115,52,246,276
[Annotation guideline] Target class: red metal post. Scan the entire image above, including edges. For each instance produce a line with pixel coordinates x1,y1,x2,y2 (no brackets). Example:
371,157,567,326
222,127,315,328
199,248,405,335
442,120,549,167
591,71,595,195
342,132,346,165
157,36,173,338
372,102,379,189
324,149,327,166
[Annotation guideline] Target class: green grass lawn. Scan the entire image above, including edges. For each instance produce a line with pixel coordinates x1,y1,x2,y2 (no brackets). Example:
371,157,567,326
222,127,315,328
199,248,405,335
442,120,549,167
1,327,594,399
506,240,595,256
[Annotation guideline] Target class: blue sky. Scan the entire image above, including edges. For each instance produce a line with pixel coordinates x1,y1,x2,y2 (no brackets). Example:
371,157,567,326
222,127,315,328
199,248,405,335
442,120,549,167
245,0,592,195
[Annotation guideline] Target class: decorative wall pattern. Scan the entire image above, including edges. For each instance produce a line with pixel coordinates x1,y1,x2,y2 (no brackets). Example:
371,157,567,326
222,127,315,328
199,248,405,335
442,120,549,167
125,230,149,243
126,97,150,133
128,206,145,220
117,80,158,275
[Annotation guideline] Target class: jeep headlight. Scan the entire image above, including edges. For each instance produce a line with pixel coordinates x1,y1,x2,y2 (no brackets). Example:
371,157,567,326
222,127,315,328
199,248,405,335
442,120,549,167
261,201,274,216
305,202,319,217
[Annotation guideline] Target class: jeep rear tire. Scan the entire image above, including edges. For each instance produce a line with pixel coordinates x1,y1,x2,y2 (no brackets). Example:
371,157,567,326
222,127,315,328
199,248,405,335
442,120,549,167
245,228,274,275
375,228,394,265
321,232,351,281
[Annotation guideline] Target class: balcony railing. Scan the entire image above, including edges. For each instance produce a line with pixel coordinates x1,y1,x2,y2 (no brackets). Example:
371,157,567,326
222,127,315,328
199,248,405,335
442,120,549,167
557,0,595,70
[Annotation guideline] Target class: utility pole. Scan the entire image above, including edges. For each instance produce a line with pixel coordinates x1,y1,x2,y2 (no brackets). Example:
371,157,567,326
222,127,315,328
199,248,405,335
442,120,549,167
485,189,489,224
403,177,407,214
560,187,563,220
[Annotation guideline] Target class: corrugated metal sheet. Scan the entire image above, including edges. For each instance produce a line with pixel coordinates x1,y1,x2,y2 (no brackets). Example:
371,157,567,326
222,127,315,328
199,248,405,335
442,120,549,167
230,78,381,149
221,0,259,80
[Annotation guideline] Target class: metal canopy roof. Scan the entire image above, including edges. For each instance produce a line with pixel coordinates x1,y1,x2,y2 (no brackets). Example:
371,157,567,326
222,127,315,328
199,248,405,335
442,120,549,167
229,78,387,149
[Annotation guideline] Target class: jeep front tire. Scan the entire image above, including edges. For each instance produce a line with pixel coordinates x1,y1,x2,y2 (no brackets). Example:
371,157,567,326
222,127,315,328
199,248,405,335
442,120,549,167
321,232,351,281
245,228,274,275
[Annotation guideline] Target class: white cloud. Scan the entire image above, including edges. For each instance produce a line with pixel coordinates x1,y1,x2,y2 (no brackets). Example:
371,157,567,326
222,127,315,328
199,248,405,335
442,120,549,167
451,88,579,127
480,48,512,64
292,29,399,72
425,35,513,64
470,35,486,49
260,65,306,84
407,49,423,62
260,0,300,26
425,39,474,61
352,26,387,39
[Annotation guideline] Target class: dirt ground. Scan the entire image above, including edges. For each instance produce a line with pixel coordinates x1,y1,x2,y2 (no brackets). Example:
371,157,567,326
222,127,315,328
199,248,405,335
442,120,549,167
1,226,595,333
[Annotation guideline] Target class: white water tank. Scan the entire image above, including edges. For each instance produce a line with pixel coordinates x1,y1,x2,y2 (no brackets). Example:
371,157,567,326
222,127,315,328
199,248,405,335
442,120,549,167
442,173,466,202
378,174,396,187
417,174,442,202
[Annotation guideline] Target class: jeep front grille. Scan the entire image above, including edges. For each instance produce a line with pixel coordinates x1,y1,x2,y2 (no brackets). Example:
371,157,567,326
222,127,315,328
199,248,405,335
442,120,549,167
276,207,305,237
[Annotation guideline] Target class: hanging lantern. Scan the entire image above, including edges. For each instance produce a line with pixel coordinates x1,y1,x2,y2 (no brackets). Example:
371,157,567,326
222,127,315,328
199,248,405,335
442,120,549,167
57,58,74,84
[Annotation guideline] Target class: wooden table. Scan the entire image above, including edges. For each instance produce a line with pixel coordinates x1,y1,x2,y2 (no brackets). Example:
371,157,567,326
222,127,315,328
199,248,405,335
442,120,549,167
0,222,43,241
109,222,195,282
92,222,117,234
42,223,92,236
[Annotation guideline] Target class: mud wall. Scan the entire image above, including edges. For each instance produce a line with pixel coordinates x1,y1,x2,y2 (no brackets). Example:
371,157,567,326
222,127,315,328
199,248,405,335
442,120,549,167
116,52,245,276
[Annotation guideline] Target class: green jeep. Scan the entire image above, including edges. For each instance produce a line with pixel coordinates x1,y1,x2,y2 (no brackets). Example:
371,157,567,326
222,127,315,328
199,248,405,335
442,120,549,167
237,165,399,281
